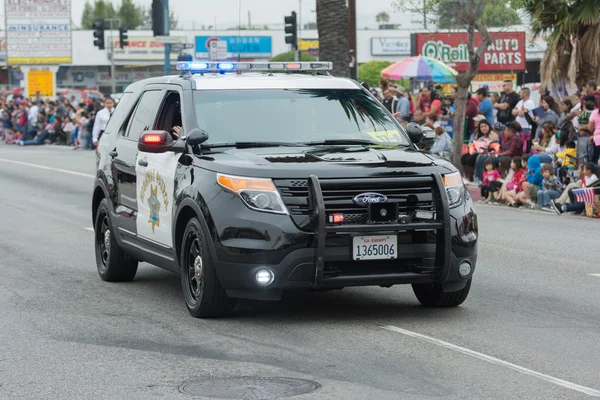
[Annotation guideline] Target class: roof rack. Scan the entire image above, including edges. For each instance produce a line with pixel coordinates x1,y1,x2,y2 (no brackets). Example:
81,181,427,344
176,61,333,77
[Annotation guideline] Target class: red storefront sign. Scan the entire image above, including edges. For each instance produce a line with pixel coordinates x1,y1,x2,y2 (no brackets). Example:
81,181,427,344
413,32,526,72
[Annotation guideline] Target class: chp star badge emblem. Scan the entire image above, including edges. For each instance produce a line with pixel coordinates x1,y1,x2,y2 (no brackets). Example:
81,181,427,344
147,184,161,233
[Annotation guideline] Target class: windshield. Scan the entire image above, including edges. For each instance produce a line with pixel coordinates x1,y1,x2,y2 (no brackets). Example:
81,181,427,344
193,89,409,146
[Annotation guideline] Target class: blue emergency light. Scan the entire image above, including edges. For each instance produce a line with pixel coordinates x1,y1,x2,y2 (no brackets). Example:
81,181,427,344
176,61,333,74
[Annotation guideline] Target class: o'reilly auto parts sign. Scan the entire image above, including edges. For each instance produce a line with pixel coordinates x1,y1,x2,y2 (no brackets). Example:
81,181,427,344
412,32,526,72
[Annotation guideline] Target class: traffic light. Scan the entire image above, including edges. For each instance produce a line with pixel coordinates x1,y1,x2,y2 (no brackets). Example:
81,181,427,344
284,11,297,50
152,0,167,36
119,26,129,49
93,18,105,50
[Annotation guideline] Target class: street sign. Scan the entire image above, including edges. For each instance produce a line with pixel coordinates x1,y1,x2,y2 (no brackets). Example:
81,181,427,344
170,43,194,52
209,40,227,61
154,35,183,44
27,70,54,98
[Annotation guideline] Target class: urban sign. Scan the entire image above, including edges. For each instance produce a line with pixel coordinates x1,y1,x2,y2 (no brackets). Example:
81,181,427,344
5,0,72,65
413,32,526,72
370,37,411,56
195,36,272,59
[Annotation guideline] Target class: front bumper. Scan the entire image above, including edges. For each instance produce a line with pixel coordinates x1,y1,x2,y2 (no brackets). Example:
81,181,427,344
208,173,478,300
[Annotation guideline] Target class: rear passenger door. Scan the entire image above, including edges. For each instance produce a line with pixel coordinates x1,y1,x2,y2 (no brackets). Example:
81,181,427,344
113,87,163,234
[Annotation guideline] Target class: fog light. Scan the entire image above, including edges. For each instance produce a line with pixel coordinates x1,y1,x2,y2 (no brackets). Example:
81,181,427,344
458,261,472,277
255,268,275,286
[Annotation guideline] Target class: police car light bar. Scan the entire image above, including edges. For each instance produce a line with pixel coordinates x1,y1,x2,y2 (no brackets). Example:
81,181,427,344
176,61,333,73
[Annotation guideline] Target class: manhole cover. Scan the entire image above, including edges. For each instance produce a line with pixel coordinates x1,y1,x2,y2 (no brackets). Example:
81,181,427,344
179,376,321,399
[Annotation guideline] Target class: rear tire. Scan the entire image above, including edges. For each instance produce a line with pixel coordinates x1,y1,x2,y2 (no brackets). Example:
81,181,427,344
180,217,235,318
94,198,138,282
412,279,472,307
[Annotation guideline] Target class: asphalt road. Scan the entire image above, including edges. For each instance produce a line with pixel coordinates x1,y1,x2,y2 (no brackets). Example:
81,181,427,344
1,145,599,400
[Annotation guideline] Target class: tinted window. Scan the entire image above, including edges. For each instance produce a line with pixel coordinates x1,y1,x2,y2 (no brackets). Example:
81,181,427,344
126,90,162,140
104,92,135,135
193,89,408,145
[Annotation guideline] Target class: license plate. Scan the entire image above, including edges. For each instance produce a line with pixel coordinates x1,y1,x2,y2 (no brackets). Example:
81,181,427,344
352,235,397,260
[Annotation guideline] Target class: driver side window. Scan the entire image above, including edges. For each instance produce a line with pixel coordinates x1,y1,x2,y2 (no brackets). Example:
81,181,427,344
155,92,182,139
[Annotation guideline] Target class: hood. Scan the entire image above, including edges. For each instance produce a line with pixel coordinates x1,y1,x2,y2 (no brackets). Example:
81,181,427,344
527,155,541,172
195,145,455,179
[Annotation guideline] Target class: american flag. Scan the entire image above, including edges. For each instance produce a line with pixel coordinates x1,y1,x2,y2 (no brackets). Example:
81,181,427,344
573,188,597,206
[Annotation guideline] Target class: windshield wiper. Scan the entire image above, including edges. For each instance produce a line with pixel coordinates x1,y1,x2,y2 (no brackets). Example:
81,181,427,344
299,139,378,146
300,139,408,147
201,141,304,149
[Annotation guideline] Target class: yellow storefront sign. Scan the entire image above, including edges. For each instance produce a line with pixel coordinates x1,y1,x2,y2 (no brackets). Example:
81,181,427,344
10,57,72,65
27,70,54,98
473,73,517,82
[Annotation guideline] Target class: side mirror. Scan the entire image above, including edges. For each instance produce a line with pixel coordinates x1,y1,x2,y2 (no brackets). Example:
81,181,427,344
138,130,185,154
405,122,424,144
186,128,208,146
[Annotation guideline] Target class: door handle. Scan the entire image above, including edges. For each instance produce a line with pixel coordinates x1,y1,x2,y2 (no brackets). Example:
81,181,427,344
138,159,148,167
109,150,118,158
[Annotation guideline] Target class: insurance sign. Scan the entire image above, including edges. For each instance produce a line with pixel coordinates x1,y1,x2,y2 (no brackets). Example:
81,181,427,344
195,36,272,59
5,0,72,65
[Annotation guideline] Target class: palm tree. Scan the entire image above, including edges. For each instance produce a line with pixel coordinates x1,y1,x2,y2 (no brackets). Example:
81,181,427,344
316,0,350,77
521,0,600,87
376,11,390,23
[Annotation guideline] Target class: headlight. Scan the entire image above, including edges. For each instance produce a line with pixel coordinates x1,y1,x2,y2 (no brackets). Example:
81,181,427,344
442,172,464,208
217,174,288,214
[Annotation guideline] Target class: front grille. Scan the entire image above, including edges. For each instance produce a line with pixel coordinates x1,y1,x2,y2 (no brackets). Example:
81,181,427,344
274,178,436,230
323,258,423,277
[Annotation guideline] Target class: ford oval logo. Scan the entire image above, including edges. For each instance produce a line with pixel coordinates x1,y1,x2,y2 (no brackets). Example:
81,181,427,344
353,192,388,206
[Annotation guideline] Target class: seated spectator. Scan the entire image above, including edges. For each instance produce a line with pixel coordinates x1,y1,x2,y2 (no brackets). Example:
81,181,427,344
537,164,562,210
492,121,523,177
552,162,600,214
532,121,560,163
480,159,502,204
430,123,453,160
518,155,543,207
554,163,584,206
461,119,495,182
504,157,527,207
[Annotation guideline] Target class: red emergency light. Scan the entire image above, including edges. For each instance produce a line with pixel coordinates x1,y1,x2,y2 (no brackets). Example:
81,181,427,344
141,133,166,144
328,213,344,224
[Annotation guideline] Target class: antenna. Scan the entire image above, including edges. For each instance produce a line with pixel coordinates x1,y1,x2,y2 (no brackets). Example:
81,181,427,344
237,0,242,62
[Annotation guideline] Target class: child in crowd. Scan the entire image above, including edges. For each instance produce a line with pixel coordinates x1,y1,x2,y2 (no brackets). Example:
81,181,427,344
537,164,562,210
503,157,526,207
518,155,543,207
552,163,600,214
554,163,585,205
480,159,502,204
555,141,577,184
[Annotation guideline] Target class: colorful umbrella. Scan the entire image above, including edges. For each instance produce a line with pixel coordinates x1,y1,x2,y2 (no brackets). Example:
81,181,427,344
381,56,458,83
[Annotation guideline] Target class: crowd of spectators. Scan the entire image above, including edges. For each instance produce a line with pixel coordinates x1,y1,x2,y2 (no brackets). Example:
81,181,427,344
0,92,114,149
370,77,600,217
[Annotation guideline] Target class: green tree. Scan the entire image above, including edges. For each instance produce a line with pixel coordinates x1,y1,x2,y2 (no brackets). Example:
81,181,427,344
169,10,179,30
317,0,350,77
358,61,393,87
437,0,521,29
270,52,317,62
514,0,600,87
118,0,144,30
376,11,391,23
395,0,496,169
92,0,117,22
81,1,95,29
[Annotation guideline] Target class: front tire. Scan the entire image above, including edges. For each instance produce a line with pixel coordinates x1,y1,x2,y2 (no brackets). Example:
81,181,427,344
412,279,472,307
94,198,138,282
180,217,235,318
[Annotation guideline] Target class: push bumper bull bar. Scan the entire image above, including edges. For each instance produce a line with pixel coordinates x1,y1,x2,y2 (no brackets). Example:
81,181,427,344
307,173,452,289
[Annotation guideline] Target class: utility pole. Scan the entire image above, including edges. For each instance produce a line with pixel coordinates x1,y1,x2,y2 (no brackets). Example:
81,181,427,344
348,0,357,80
101,18,120,94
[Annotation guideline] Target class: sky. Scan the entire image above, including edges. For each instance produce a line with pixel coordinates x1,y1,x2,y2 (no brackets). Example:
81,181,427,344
68,0,419,31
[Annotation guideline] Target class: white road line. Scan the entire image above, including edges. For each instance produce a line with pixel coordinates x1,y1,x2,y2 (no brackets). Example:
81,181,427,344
381,325,600,397
84,227,94,232
589,274,600,278
0,158,94,178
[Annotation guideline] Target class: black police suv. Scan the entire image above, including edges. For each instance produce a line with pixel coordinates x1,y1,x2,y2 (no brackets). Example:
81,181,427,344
92,62,478,318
